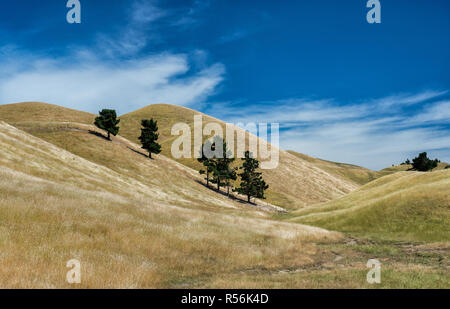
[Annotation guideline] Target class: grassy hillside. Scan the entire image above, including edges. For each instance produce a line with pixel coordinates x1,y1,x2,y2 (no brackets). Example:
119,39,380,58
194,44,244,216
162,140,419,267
0,120,341,288
288,170,450,242
0,102,361,210
120,104,360,209
287,151,380,185
287,151,449,186
1,103,448,288
0,102,95,124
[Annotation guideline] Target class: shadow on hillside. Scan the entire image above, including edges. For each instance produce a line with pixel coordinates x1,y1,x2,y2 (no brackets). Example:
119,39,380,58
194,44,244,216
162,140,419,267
87,129,155,159
194,179,256,206
127,146,153,159
88,130,110,141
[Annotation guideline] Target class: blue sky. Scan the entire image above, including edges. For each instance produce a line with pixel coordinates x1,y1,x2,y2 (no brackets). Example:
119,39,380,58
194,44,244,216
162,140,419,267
0,0,449,169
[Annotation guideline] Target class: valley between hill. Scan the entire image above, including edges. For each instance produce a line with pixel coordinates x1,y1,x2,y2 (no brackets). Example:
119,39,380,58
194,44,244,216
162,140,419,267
0,102,448,288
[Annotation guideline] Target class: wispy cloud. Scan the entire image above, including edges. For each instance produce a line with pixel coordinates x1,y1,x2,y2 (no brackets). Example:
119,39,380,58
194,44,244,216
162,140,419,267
0,51,224,115
94,0,166,57
0,1,225,115
203,91,449,170
405,100,450,124
367,90,448,110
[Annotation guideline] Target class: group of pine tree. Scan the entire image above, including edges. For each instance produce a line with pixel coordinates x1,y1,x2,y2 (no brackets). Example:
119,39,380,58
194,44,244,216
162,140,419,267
198,137,269,203
94,109,268,204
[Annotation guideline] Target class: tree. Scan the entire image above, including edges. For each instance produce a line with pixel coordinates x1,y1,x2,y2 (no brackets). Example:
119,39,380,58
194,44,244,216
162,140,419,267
223,166,238,196
401,158,411,165
210,138,235,193
94,109,120,140
234,151,269,203
138,119,161,159
198,140,214,187
411,152,438,172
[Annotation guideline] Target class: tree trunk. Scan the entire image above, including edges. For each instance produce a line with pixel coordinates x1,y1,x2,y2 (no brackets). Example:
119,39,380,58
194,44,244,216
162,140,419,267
217,177,220,191
149,152,152,159
227,185,229,196
247,194,250,203
107,131,110,140
206,170,209,187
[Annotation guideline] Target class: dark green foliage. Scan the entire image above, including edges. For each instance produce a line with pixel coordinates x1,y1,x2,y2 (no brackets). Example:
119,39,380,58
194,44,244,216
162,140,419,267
94,109,120,140
198,136,236,193
222,165,238,196
401,159,411,165
210,138,236,194
411,152,439,172
445,165,450,169
198,139,214,187
138,119,161,159
234,151,269,203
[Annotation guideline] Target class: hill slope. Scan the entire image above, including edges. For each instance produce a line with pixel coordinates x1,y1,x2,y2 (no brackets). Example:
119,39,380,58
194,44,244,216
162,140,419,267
287,151,380,185
1,103,448,288
288,170,450,242
0,120,337,288
119,104,360,209
0,102,365,210
0,102,95,124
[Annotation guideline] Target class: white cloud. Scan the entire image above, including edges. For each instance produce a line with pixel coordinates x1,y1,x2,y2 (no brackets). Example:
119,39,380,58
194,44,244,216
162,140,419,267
95,0,167,57
406,100,450,124
0,52,224,115
204,91,450,170
0,1,448,170
368,90,448,109
0,1,225,115
131,0,167,24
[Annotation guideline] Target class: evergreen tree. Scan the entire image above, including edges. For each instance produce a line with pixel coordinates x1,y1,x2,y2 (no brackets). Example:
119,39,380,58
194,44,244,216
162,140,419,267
94,109,120,140
198,137,236,194
223,166,238,196
234,151,269,203
210,138,235,193
198,140,214,187
138,119,161,159
401,158,411,165
411,152,438,172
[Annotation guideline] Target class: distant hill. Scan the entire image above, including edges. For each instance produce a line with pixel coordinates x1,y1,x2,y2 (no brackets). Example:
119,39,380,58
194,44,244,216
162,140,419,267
119,104,360,209
287,151,380,185
2,102,446,211
0,102,95,124
288,169,450,242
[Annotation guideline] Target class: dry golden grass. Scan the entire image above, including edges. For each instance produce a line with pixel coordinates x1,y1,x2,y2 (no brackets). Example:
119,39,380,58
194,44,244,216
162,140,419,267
288,170,450,242
0,102,364,210
1,102,448,288
0,102,95,124
0,121,340,288
120,104,359,210
287,151,381,185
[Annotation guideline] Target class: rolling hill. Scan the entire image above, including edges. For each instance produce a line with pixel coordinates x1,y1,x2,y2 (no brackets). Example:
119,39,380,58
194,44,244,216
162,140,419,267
0,102,448,288
0,102,95,124
119,104,360,209
287,151,381,185
0,120,338,288
288,170,450,242
1,102,366,210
